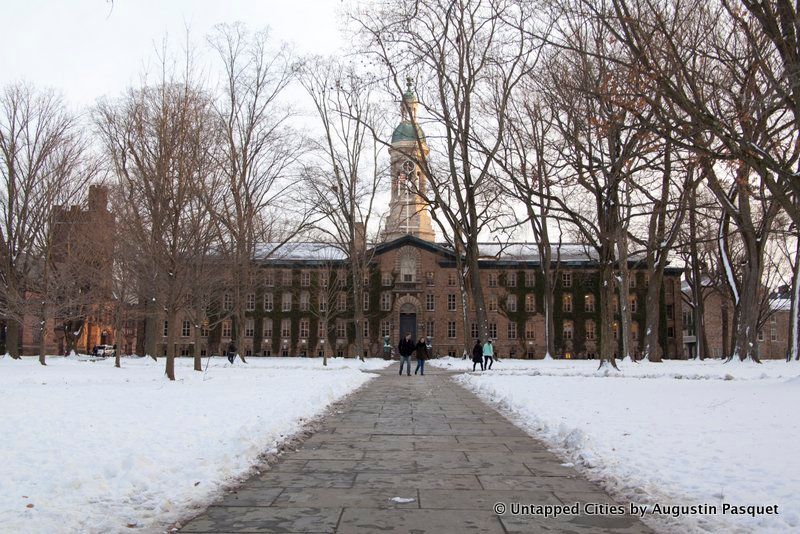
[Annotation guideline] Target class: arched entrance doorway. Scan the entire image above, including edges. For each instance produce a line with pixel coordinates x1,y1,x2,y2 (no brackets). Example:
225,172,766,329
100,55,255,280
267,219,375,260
399,302,417,341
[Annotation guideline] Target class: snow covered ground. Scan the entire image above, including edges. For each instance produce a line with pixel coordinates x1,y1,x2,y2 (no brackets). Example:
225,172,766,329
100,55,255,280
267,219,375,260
430,357,800,533
0,355,389,533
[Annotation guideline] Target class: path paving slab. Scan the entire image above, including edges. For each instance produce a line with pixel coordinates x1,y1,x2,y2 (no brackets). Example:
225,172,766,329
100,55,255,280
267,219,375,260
180,366,654,533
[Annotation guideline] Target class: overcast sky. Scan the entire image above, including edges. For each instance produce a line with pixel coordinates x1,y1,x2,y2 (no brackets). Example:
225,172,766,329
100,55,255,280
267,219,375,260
0,0,349,107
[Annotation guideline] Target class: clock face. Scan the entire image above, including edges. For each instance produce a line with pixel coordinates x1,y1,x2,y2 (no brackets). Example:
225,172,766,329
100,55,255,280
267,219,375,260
402,160,415,173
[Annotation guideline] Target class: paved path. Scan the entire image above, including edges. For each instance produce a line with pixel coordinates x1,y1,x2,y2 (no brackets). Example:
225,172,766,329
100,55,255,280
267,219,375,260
181,366,653,533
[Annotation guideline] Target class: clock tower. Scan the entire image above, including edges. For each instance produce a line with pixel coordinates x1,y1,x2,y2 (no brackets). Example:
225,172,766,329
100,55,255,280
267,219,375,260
383,78,436,242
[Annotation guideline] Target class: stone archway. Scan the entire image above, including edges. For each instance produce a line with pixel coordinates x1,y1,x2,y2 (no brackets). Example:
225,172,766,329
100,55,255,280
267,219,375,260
395,295,421,341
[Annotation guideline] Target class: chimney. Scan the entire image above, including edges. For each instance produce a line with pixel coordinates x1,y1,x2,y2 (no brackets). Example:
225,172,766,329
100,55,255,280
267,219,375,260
354,222,366,253
88,185,109,212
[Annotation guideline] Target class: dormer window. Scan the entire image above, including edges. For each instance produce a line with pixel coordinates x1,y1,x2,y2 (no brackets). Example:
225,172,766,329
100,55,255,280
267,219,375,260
400,255,416,283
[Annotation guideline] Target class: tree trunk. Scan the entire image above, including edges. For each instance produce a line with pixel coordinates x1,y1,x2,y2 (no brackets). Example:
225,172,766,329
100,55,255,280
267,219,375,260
6,319,20,358
616,237,633,361
688,192,707,359
165,309,178,380
598,249,619,369
144,297,157,360
467,243,488,342
351,257,365,361
789,233,800,361
643,269,664,362
193,313,203,371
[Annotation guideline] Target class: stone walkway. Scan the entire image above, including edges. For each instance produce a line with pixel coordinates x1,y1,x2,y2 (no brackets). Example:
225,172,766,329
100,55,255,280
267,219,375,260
181,366,653,533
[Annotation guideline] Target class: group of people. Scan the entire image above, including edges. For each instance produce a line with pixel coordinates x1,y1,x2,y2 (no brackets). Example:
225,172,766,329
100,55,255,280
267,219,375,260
397,332,429,376
470,339,495,371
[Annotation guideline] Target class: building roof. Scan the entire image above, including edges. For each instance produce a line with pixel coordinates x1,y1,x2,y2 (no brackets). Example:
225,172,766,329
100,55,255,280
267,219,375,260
391,121,426,144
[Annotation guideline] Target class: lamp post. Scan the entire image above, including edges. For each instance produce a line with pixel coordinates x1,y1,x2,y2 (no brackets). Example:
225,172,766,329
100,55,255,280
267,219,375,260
282,338,288,357
319,338,325,358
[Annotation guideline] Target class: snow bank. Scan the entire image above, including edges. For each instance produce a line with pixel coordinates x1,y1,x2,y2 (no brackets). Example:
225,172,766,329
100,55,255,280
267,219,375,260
0,356,388,533
454,362,800,533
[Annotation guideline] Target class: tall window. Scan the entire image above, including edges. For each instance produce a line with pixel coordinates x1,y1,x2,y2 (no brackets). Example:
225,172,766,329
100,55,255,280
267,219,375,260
281,319,291,338
507,272,517,287
282,270,292,286
584,294,595,313
363,321,369,338
318,321,327,338
300,291,310,311
488,322,497,339
336,319,346,338
562,293,573,313
471,323,479,339
488,295,498,312
448,294,457,311
400,255,416,282
525,294,536,313
182,320,191,337
337,292,347,311
506,294,517,312
629,275,637,288
318,294,328,312
447,321,456,338
381,320,392,337
525,271,535,287
507,322,517,340
563,320,573,340
264,293,273,312
562,272,572,288
282,292,292,312
426,271,435,286
246,293,256,311
447,272,456,286
666,304,674,319
320,271,329,287
426,321,435,338
488,273,498,287
222,320,232,338
163,320,169,337
631,321,639,341
262,318,273,338
245,319,255,337
381,292,392,311
585,320,596,341
299,319,309,338
381,272,392,286
426,294,435,311
300,271,311,287
525,320,536,340
363,292,370,311
200,320,210,337
629,295,637,314
223,293,233,310
264,271,274,287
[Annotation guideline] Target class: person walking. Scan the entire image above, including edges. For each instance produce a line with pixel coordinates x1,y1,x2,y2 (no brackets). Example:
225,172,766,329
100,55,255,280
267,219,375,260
227,341,237,364
471,339,484,371
483,339,494,370
398,332,415,376
414,337,428,375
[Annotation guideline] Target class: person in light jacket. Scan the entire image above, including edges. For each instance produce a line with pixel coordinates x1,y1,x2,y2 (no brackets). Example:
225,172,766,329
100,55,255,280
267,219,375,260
483,339,494,370
471,339,484,371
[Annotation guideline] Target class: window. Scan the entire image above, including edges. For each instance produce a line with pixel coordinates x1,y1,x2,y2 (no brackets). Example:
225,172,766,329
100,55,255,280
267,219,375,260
488,296,498,312
447,321,456,338
562,293,573,313
629,275,637,288
336,319,346,338
525,294,536,313
507,272,517,288
426,294,435,311
318,321,327,338
318,294,328,312
381,292,392,311
363,273,370,286
363,321,369,338
301,271,310,287
613,321,620,340
163,320,169,337
299,318,309,338
264,293,273,312
381,320,392,337
488,322,497,339
262,318,273,338
246,293,255,311
758,330,765,342
200,320,210,337
507,322,517,340
182,320,191,337
363,292,370,311
245,318,255,337
562,272,572,288
631,321,639,341
629,295,637,314
770,315,777,324
300,291,310,312
488,273,498,287
264,271,274,287
666,304,674,320
525,320,536,340
448,272,456,286
426,321,435,338
448,294,457,311
320,271,329,288
584,294,595,313
667,326,675,338
471,323,479,339
770,328,777,341
223,293,232,311
525,271,535,287
400,255,416,282
563,320,573,340
282,292,292,312
507,294,517,312
281,319,291,338
381,272,392,286
337,292,347,312
585,320,596,341
222,320,232,338
282,270,292,286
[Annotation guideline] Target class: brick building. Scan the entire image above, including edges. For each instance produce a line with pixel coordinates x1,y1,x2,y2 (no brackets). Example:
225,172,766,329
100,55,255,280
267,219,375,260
155,83,685,360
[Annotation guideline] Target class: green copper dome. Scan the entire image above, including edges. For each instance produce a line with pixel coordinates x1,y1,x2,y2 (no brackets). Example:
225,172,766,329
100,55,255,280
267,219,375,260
391,120,425,143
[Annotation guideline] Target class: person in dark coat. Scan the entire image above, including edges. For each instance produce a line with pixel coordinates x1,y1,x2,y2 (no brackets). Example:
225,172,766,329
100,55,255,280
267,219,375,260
398,332,415,376
471,339,484,371
227,341,237,364
414,338,429,375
